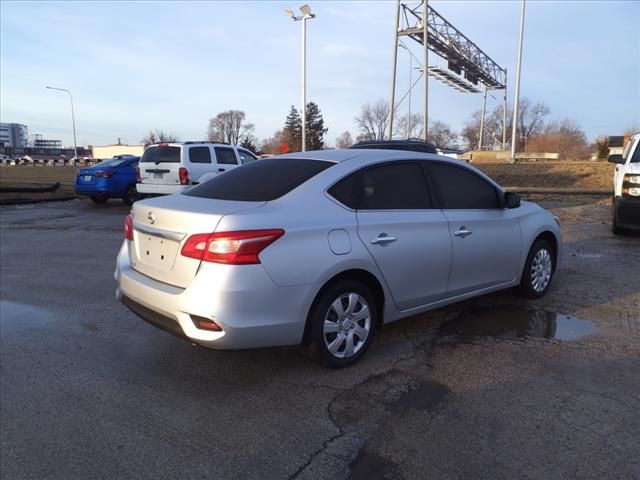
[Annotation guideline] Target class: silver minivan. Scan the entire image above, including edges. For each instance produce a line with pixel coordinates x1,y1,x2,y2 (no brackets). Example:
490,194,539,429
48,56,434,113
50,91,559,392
136,142,258,196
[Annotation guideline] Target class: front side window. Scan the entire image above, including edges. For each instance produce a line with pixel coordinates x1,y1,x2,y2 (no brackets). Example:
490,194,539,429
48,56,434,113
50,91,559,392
238,149,258,165
215,147,239,165
428,163,500,209
631,140,640,163
189,146,212,164
328,162,432,210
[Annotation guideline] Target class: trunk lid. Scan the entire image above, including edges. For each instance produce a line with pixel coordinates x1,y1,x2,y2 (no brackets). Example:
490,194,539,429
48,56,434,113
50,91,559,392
129,194,265,287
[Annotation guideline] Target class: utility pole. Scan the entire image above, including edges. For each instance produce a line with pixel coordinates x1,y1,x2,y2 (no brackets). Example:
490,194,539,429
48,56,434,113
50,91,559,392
479,85,488,149
422,0,429,142
387,0,401,140
510,0,526,163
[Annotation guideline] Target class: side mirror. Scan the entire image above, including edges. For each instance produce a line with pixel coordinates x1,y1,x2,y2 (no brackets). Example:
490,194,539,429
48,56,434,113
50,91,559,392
505,191,521,209
608,154,624,164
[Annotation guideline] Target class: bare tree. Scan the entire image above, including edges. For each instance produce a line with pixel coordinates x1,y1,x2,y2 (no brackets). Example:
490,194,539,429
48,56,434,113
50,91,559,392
396,113,422,139
354,100,390,141
461,98,549,151
141,130,179,147
427,120,457,149
207,110,254,145
335,131,354,149
260,130,288,155
526,118,589,159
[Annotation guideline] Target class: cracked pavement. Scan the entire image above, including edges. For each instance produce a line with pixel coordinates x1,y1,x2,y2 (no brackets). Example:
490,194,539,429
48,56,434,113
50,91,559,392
1,197,638,479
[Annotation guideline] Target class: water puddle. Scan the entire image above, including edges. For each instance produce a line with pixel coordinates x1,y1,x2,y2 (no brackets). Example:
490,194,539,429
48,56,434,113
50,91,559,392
439,306,596,342
387,380,449,414
0,300,57,335
349,450,400,480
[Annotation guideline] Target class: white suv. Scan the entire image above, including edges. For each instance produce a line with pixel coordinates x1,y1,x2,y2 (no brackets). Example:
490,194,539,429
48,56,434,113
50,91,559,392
609,133,640,235
136,142,258,196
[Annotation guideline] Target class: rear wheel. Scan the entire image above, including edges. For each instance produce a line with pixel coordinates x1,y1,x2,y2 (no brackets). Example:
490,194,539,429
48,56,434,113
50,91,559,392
90,194,108,204
519,240,555,299
123,185,139,206
308,280,377,368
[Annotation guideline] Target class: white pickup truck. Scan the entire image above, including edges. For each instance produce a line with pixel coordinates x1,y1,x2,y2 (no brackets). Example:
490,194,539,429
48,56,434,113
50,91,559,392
136,142,258,196
608,132,640,234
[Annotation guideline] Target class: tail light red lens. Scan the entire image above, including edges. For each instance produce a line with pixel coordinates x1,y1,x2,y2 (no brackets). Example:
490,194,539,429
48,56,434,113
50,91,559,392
135,167,141,182
95,171,113,178
179,167,189,185
181,229,284,265
124,214,134,240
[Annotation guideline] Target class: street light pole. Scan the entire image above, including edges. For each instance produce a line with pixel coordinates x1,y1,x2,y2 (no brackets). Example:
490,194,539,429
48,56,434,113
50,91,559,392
510,0,526,163
285,5,315,152
46,86,77,159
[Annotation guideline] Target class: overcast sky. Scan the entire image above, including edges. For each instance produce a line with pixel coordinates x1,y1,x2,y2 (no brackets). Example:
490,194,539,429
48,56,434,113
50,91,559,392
1,0,638,148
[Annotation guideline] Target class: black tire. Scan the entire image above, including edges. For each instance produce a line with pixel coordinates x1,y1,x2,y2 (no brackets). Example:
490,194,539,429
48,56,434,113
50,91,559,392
123,184,139,206
519,239,555,299
612,203,626,235
90,194,108,204
308,280,378,368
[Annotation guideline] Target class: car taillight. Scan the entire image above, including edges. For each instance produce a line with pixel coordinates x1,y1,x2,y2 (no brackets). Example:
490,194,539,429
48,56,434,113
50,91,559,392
181,229,284,264
95,171,113,178
124,214,134,241
179,167,189,185
135,167,141,182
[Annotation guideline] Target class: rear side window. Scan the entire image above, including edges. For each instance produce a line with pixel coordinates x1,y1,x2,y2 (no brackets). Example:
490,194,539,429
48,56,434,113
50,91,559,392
140,146,181,163
329,162,432,210
428,163,500,209
189,146,212,164
184,158,334,201
215,147,238,165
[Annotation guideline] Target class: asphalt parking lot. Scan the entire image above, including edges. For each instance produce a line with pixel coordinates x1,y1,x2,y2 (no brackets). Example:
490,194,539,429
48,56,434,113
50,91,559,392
1,197,638,480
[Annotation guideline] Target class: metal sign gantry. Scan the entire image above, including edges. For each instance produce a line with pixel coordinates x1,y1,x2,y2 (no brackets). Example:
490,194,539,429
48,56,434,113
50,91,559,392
388,1,508,149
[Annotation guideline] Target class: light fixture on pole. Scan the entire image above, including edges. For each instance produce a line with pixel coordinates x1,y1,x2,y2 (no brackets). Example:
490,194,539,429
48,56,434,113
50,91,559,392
284,4,315,152
46,86,78,160
510,0,526,163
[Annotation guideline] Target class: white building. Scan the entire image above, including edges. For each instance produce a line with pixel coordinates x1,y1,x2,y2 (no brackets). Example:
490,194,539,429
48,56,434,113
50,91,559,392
0,123,29,148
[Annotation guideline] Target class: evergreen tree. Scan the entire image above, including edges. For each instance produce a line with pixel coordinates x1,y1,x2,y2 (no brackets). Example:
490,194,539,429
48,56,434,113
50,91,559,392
305,102,328,150
283,106,302,152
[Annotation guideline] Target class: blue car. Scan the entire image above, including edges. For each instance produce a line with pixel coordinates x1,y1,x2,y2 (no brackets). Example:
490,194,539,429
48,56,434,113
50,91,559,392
75,155,140,205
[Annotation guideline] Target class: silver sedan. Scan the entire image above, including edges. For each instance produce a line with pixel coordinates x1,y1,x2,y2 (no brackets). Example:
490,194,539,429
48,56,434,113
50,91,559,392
115,149,562,367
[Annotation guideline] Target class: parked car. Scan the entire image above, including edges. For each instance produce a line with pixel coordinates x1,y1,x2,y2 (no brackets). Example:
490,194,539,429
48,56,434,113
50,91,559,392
75,155,140,205
136,142,258,196
350,138,438,154
608,132,640,235
115,150,562,368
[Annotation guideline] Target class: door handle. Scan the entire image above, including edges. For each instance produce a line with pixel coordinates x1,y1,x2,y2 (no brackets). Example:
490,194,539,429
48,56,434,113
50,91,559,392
370,234,397,245
218,168,226,172
453,227,473,238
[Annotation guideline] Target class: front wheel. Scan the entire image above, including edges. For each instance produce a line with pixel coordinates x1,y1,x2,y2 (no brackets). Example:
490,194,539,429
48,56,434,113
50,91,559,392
308,280,377,368
519,240,555,299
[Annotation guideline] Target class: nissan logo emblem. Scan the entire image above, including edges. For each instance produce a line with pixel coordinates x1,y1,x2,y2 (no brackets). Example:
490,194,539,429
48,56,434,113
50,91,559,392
147,212,155,225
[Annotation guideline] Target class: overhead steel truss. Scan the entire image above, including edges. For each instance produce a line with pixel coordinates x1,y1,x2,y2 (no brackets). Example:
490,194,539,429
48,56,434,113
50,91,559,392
399,2,506,89
387,1,508,149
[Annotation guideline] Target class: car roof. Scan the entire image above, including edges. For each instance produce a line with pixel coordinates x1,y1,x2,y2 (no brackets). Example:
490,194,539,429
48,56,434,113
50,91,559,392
274,148,455,164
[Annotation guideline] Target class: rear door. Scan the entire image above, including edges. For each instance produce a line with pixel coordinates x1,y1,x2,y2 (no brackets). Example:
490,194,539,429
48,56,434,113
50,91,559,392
331,161,452,310
426,161,522,295
185,145,214,183
213,146,241,174
139,145,182,186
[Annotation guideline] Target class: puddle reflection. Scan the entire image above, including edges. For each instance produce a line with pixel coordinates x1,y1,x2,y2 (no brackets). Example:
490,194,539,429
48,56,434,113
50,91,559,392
0,301,56,335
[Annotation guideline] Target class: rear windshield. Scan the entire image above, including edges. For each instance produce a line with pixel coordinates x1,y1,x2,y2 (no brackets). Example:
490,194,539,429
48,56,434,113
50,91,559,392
184,158,334,201
94,158,127,168
141,146,181,163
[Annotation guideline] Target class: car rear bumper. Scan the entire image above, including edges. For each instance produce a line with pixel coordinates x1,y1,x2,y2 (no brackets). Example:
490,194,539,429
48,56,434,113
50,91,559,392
136,183,189,195
114,241,317,350
614,196,640,230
